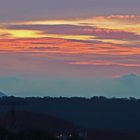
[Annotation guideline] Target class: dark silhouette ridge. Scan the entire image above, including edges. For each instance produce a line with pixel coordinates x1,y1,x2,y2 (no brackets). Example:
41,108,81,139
0,96,140,129
0,96,140,139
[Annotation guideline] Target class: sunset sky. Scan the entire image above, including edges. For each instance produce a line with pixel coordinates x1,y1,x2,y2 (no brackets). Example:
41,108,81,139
0,0,140,97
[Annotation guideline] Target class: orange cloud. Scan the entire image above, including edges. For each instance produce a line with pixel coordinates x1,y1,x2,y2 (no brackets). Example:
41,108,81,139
0,15,140,69
70,61,140,67
0,37,140,56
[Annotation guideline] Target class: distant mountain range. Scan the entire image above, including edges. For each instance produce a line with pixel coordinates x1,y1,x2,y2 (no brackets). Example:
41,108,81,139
0,73,140,97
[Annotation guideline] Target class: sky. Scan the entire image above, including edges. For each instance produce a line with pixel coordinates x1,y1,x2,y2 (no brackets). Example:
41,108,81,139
0,0,140,97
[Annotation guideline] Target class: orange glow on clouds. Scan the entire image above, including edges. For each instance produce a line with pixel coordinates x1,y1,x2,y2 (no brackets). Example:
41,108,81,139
0,15,140,69
12,15,140,35
70,61,140,67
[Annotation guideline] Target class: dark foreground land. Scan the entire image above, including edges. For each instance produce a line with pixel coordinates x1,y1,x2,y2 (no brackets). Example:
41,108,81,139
0,96,140,140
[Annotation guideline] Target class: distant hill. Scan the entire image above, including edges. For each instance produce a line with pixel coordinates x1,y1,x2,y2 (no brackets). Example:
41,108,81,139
0,111,80,134
0,91,6,97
